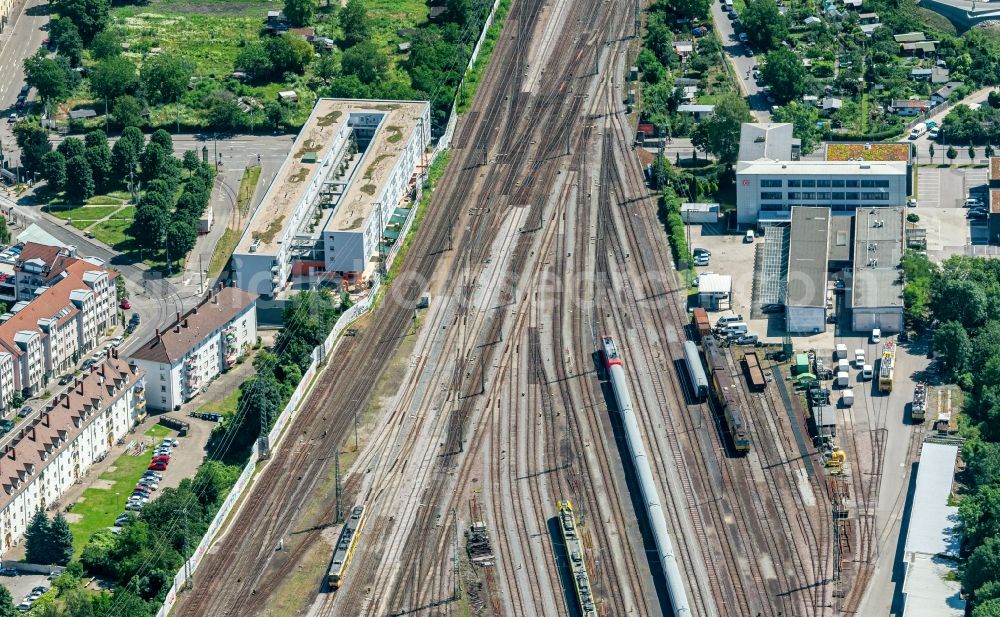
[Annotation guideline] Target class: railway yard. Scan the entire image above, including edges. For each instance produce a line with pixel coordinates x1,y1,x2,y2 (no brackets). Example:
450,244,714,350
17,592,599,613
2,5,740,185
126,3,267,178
170,0,927,616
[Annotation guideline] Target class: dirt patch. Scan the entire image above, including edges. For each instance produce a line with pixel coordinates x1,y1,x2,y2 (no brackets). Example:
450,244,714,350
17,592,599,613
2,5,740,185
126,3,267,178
360,184,376,195
90,480,115,490
253,215,285,244
296,139,323,156
63,512,83,524
317,110,342,127
147,0,263,15
289,168,309,183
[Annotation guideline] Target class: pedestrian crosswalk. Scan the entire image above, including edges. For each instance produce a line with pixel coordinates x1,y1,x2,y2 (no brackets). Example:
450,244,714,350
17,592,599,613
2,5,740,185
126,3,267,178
918,168,941,208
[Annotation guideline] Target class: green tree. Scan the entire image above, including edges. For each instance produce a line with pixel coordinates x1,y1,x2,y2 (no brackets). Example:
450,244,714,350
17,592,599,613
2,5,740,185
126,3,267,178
13,123,52,173
140,53,194,105
51,0,109,43
150,129,173,156
960,484,1000,551
988,144,996,159
315,52,338,84
132,202,168,249
182,149,201,172
973,599,1000,617
691,93,751,164
341,40,388,84
760,49,808,104
0,585,14,617
235,42,272,83
57,137,86,161
166,220,196,261
90,29,121,60
269,33,314,75
23,53,68,102
934,278,988,328
665,0,711,19
934,321,971,376
339,0,371,48
0,220,9,247
111,137,139,182
947,145,958,162
112,95,144,129
120,126,145,155
41,151,67,192
90,56,138,102
48,512,74,566
140,142,165,181
284,0,316,26
65,155,95,202
966,537,1000,602
740,0,789,52
86,140,113,192
771,102,824,154
50,17,83,67
204,90,245,131
25,510,51,564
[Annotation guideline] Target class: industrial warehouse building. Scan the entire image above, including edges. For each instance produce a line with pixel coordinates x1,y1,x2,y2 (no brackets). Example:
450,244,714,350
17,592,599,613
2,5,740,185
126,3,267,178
232,98,431,299
758,206,903,335
735,123,910,225
785,207,831,334
849,207,905,333
899,443,964,617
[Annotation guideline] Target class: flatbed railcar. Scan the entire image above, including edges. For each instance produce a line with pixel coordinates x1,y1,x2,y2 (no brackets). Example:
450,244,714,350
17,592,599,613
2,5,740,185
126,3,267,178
683,340,709,402
557,500,597,617
327,505,366,589
743,351,766,392
702,337,752,453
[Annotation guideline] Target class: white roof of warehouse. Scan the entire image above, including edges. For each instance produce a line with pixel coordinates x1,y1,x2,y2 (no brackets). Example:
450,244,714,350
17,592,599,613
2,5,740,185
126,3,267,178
904,443,959,557
737,160,907,175
901,553,964,617
698,273,732,294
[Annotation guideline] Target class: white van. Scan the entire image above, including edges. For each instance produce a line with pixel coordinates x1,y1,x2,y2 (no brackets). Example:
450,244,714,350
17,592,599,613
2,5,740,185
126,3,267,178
871,328,881,343
744,229,756,243
716,314,744,328
861,364,873,380
724,322,749,336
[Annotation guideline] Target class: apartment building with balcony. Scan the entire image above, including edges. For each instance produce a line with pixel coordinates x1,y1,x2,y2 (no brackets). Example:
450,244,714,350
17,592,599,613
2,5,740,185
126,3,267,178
0,356,144,554
129,286,257,412
0,261,118,400
13,243,89,302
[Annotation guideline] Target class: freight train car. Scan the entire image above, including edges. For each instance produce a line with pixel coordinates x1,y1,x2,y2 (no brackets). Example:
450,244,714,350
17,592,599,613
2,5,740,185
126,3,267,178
683,340,709,402
703,337,751,453
557,500,597,617
327,505,366,589
743,351,766,392
599,336,692,617
691,307,712,339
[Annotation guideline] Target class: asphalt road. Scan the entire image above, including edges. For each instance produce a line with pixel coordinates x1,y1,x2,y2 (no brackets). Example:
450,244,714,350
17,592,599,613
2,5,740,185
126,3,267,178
708,0,772,122
0,0,48,171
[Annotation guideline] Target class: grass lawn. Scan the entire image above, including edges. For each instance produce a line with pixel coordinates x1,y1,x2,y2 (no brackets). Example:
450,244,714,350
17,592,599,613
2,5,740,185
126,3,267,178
112,206,136,219
91,218,133,248
86,195,127,206
237,165,262,216
198,387,240,415
67,451,153,557
145,424,172,439
208,227,240,277
47,204,123,222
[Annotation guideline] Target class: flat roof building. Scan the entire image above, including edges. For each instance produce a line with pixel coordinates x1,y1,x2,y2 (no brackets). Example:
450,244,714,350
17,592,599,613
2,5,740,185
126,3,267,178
900,443,964,617
850,207,905,333
232,98,430,299
735,123,908,225
786,207,830,334
697,273,732,311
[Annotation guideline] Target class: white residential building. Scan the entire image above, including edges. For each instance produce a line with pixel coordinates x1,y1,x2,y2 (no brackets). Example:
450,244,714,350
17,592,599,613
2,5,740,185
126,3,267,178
129,287,258,412
232,98,431,299
0,357,145,554
0,260,118,400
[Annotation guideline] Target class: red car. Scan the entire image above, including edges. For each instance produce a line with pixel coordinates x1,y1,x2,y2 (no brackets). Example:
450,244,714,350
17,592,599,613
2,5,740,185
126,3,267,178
120,298,130,309
148,462,167,471
152,455,170,463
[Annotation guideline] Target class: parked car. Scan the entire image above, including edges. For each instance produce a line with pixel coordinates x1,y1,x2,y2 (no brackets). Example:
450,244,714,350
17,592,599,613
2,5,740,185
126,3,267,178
125,502,144,511
854,349,865,366
152,455,170,463
907,198,917,208
58,375,71,385
163,438,179,447
18,406,32,417
7,114,15,124
120,298,130,309
964,197,984,208
143,470,163,479
761,303,785,314
0,567,18,576
149,462,167,471
744,229,755,243
968,209,988,220
694,255,710,266
110,336,123,348
130,313,140,325
17,601,31,612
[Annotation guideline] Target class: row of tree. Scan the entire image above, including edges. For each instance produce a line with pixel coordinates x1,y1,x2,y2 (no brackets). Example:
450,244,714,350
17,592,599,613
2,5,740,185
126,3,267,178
903,254,1000,616
25,510,74,566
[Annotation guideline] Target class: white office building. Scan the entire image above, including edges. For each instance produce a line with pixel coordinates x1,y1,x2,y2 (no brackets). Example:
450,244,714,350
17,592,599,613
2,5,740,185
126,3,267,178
129,286,258,412
232,98,431,299
0,357,145,554
735,123,908,225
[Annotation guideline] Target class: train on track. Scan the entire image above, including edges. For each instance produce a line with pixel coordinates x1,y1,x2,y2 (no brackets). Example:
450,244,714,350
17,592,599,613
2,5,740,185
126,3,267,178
327,505,366,589
683,341,709,402
742,351,766,392
600,336,692,617
702,337,752,454
557,500,597,617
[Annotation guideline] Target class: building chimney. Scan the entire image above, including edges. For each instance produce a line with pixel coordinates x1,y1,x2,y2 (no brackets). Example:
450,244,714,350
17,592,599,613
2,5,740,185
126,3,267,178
42,413,49,427
183,318,188,328
28,428,35,441
174,325,181,333
76,380,83,395
193,306,198,315
112,348,118,360
176,311,181,323
156,328,160,339
8,447,14,460
63,394,70,409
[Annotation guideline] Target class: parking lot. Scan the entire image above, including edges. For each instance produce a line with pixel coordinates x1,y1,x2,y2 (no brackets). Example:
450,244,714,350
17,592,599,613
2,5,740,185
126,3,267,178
0,570,53,612
916,165,990,258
